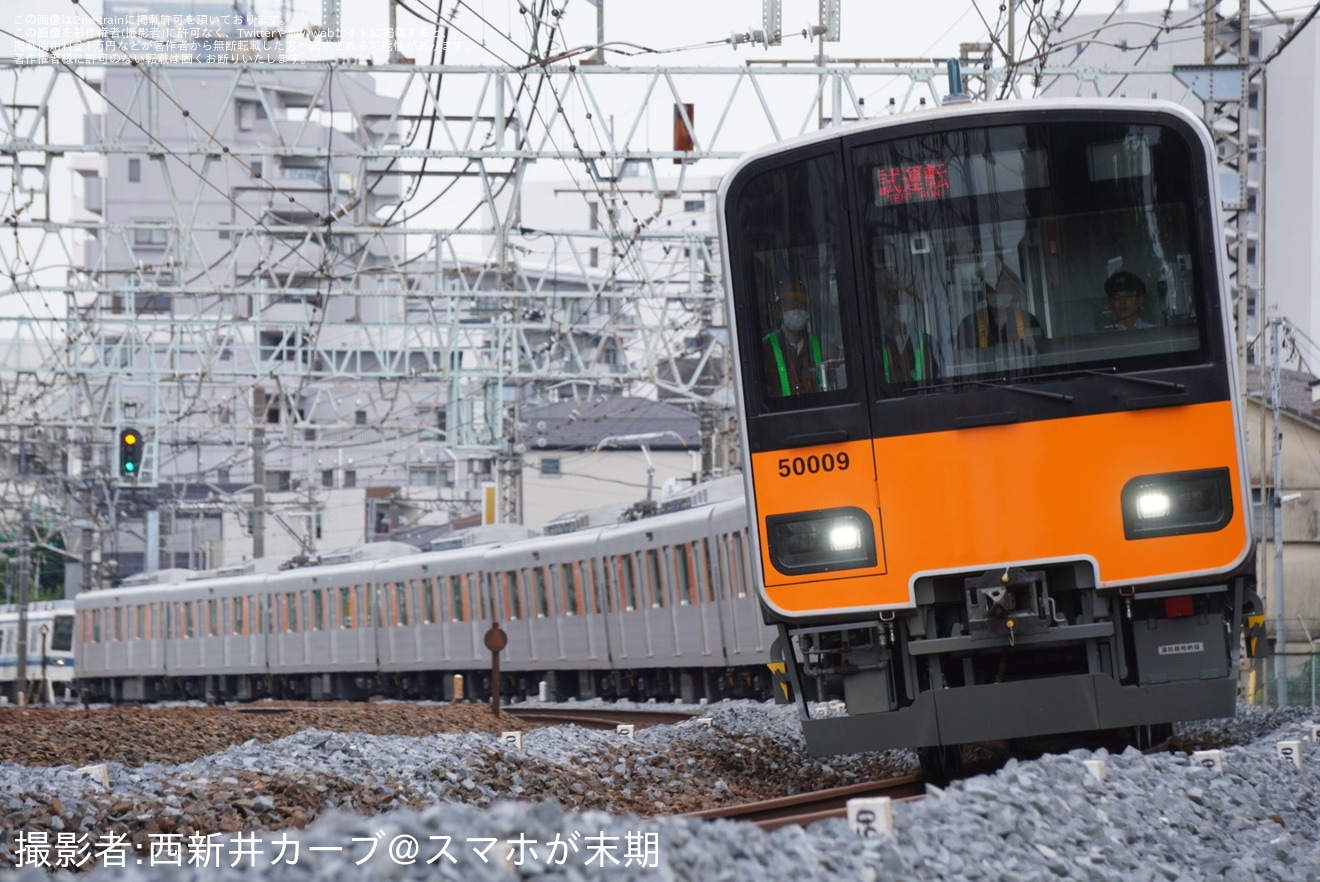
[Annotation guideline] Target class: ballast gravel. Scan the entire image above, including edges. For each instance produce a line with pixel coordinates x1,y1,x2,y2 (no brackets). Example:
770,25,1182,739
3,700,1319,880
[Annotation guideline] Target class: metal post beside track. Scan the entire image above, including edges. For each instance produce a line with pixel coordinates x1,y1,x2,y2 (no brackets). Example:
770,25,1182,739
485,622,508,716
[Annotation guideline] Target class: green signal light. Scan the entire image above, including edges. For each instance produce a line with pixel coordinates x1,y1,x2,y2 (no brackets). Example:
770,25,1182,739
124,462,136,472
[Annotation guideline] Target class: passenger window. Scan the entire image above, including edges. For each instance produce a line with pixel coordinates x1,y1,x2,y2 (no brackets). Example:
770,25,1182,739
532,568,551,618
727,532,749,598
359,585,372,627
340,586,353,629
560,563,580,616
396,582,410,627
478,575,491,622
422,578,437,624
646,549,665,608
449,575,465,622
674,544,695,605
617,555,639,611
504,570,524,620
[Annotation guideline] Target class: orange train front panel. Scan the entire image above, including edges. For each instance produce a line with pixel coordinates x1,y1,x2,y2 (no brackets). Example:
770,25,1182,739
752,401,1250,616
748,439,902,607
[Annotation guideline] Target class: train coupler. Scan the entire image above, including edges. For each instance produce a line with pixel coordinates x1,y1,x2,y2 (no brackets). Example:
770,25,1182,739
965,566,1064,641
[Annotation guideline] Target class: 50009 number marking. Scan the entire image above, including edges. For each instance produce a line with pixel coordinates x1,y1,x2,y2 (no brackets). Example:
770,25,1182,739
777,452,850,477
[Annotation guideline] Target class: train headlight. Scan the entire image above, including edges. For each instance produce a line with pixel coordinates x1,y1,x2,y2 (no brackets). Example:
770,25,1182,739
1121,468,1233,539
765,507,877,575
829,522,863,551
1134,491,1171,520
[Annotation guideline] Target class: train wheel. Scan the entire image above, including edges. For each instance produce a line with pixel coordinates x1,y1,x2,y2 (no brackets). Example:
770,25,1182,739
1130,722,1174,751
917,744,964,781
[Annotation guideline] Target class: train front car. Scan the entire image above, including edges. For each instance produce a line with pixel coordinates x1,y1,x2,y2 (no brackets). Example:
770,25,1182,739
718,99,1261,768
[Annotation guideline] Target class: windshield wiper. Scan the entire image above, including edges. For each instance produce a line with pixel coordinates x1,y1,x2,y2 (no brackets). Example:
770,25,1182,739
968,379,1074,403
1082,368,1185,392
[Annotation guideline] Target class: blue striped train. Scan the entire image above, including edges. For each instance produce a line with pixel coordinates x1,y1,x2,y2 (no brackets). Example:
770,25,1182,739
0,601,76,703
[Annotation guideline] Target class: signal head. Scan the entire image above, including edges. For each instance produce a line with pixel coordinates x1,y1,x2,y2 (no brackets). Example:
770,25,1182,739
118,428,144,478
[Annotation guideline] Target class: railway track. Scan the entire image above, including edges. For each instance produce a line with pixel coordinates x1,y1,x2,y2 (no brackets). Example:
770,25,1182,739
505,706,701,730
226,702,702,730
682,774,927,831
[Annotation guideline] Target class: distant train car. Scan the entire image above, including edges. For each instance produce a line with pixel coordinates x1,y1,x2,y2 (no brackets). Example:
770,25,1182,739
0,601,75,703
74,477,777,703
718,96,1263,771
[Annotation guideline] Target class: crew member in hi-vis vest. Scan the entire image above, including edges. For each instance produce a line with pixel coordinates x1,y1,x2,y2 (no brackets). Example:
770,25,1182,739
879,269,939,386
763,280,828,397
956,264,1043,371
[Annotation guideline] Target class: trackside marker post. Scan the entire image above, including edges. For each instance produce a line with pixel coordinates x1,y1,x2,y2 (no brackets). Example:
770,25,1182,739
1192,750,1224,773
1277,740,1303,769
846,796,893,837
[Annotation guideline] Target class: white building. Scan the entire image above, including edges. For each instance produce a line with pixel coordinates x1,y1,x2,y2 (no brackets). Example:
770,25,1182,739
59,4,725,588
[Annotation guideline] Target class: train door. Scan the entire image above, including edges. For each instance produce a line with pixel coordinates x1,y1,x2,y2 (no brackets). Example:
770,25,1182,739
588,541,620,668
302,585,329,671
574,552,610,669
526,563,556,665
377,576,420,669
671,537,712,659
641,545,669,660
416,575,442,664
479,570,498,656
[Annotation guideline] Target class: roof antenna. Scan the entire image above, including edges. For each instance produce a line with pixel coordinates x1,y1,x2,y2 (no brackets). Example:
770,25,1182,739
943,58,973,105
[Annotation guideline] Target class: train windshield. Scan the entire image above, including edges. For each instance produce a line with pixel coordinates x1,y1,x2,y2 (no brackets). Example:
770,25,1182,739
727,116,1217,412
855,121,1209,394
51,615,74,652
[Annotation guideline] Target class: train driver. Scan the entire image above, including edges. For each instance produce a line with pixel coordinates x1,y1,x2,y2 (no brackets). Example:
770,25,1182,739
879,270,939,386
763,280,834,397
956,264,1043,369
1104,271,1156,330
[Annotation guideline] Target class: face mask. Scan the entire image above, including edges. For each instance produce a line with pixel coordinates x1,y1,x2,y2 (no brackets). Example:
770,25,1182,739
782,309,809,332
988,292,1014,311
896,297,917,326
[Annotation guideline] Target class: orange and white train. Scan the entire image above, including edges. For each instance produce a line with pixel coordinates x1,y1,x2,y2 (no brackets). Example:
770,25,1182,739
718,96,1263,772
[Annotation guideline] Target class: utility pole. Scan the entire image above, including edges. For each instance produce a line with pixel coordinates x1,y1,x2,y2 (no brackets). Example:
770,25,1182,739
1268,318,1288,708
698,406,715,480
15,511,30,707
497,394,524,525
583,0,605,65
1195,0,1254,378
252,388,266,559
